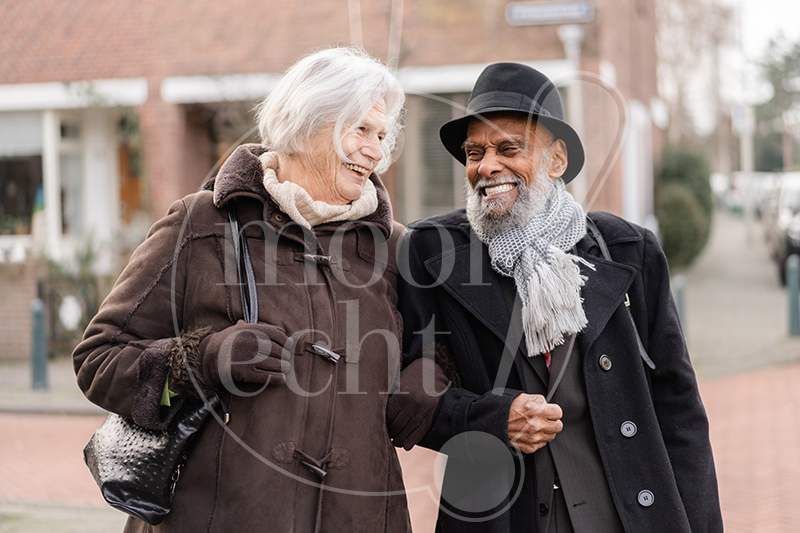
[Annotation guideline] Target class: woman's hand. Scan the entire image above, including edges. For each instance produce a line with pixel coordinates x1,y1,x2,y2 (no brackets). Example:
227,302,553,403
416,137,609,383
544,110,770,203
199,321,293,389
386,357,449,450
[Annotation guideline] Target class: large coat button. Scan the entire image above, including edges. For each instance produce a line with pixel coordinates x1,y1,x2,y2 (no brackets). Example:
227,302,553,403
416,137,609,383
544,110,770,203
638,490,654,507
620,421,637,437
599,354,612,371
539,503,549,516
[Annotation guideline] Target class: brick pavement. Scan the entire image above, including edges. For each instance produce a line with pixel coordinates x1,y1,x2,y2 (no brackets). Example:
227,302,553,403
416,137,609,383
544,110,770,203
4,362,799,533
0,412,128,532
396,447,442,533
700,362,800,532
1,210,799,532
1,413,107,505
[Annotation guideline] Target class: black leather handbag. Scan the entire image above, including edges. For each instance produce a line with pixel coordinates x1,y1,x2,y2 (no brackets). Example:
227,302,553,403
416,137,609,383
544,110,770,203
83,394,223,524
83,204,255,525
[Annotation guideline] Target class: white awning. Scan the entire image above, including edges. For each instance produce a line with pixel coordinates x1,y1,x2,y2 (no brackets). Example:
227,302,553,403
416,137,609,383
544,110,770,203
396,60,572,94
0,78,148,111
160,73,283,104
157,59,573,105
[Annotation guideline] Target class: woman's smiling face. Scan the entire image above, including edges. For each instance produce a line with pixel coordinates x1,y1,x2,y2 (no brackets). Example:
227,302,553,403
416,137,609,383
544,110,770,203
296,98,387,205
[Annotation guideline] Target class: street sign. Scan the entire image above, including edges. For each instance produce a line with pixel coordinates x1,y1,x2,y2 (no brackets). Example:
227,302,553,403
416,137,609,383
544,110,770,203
732,105,755,137
506,1,595,26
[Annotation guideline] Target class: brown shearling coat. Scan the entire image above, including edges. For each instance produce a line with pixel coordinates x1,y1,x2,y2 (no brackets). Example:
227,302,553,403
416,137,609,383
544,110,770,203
74,144,413,533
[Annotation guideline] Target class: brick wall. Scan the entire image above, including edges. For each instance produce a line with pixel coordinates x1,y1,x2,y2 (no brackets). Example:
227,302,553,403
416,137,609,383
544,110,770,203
2,1,659,210
581,65,626,213
0,0,644,85
0,0,367,84
397,0,571,66
138,91,216,218
0,261,46,361
582,0,658,214
0,0,659,219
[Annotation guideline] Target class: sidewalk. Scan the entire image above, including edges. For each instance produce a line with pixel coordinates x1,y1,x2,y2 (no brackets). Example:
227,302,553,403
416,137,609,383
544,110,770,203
682,210,800,377
1,209,799,532
683,210,800,532
0,358,105,416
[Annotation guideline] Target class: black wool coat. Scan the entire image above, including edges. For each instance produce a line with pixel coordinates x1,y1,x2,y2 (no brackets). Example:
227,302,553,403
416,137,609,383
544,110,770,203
397,209,722,533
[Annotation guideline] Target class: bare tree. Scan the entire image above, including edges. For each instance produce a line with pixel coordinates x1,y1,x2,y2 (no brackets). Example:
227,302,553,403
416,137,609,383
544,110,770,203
656,0,735,148
760,37,800,171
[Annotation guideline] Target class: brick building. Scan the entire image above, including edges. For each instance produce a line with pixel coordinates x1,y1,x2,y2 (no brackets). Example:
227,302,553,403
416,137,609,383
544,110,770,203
0,0,661,359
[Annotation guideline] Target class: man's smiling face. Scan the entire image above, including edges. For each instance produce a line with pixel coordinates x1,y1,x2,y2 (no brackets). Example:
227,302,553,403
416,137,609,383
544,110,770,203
463,112,560,219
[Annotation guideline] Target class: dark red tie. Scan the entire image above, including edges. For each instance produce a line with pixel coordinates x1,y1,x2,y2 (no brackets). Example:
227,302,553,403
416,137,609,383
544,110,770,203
544,350,551,373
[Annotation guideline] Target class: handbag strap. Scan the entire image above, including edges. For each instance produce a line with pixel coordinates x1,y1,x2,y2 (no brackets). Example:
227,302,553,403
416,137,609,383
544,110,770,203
585,216,656,371
227,203,259,324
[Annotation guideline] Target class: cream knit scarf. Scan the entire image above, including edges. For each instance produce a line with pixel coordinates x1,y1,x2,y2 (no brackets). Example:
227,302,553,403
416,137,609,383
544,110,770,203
476,179,590,355
258,152,378,229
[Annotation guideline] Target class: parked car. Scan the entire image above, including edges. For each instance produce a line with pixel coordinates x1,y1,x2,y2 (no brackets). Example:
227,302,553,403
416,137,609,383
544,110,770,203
766,174,800,285
750,173,779,219
761,176,785,244
710,172,730,206
724,172,779,218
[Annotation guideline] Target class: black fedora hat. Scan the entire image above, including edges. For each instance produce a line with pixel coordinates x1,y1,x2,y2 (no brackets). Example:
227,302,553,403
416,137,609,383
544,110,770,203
439,62,584,184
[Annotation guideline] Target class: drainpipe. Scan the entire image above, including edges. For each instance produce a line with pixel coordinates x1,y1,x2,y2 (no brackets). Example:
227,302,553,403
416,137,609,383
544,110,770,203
558,24,586,205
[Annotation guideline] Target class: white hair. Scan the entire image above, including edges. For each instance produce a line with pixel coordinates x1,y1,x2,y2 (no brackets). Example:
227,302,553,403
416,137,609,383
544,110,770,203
255,46,405,175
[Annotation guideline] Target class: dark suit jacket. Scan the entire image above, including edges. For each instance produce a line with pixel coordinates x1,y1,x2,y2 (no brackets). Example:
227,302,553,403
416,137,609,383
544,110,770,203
397,209,722,533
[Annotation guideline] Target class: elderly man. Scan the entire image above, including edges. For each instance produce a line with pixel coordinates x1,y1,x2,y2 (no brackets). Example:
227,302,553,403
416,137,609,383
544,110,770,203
396,63,722,532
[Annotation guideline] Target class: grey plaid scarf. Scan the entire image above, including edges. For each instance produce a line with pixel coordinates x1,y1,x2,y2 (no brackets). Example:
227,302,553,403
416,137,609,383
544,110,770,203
475,179,590,355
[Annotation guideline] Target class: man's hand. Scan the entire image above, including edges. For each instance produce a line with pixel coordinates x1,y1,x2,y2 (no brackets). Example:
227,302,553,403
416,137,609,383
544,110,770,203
507,393,563,454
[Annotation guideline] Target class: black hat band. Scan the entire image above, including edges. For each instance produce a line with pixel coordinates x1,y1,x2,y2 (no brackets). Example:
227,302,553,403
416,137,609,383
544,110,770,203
466,91,557,119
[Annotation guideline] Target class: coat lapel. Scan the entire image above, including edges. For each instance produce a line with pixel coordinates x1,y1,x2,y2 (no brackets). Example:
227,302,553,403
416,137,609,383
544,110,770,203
577,250,637,353
422,233,637,389
424,243,636,353
526,349,551,389
423,239,512,344
424,239,527,389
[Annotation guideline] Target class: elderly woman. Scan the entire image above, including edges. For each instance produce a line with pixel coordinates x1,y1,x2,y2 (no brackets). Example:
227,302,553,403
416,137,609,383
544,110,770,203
74,46,439,533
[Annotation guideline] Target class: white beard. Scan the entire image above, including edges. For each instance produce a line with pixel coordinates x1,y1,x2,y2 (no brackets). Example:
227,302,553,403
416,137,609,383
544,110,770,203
465,155,554,240
466,161,589,355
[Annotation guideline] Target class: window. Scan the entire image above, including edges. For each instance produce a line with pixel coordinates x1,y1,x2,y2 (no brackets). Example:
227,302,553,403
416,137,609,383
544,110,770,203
420,96,457,217
60,121,81,140
0,156,43,235
0,112,43,235
59,153,83,235
58,117,83,235
396,94,467,223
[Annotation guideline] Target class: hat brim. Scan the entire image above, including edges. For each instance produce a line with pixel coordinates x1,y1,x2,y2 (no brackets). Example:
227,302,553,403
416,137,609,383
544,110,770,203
439,109,585,184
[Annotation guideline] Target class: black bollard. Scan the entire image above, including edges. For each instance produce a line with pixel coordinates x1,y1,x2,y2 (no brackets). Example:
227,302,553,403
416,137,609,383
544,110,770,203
789,255,800,337
31,298,48,390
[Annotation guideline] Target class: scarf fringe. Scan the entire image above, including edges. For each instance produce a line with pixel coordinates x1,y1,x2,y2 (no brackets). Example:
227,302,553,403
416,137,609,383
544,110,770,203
522,247,589,355
479,179,588,356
